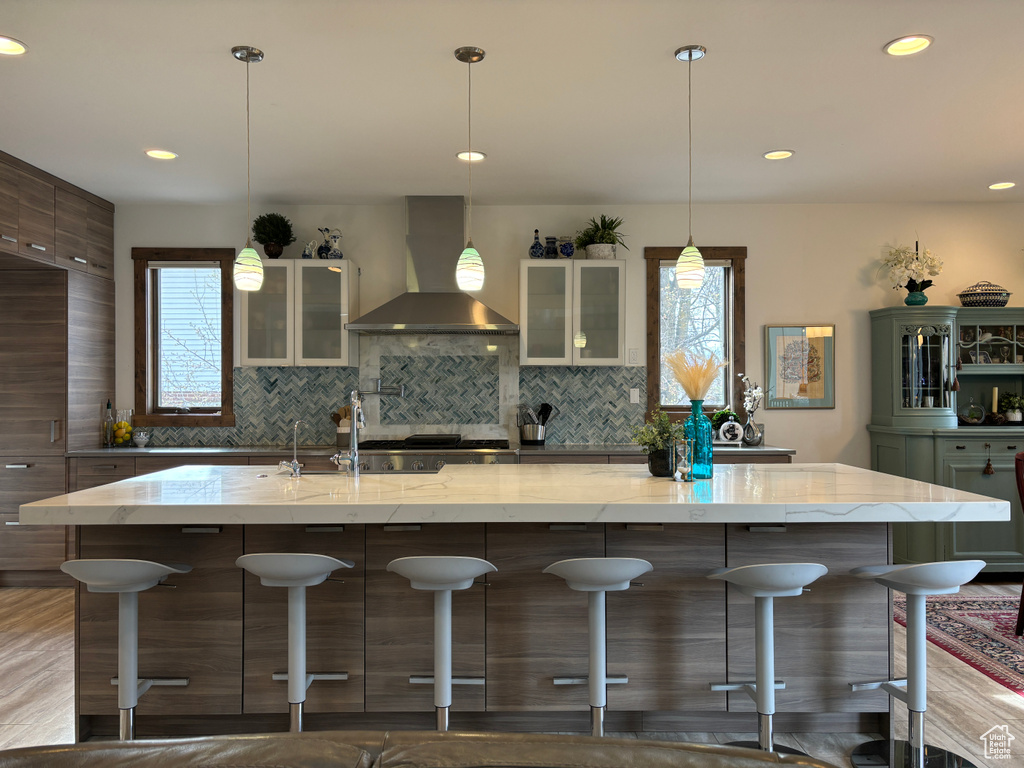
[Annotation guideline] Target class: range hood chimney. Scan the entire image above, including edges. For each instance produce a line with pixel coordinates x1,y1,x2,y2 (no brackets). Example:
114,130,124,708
345,196,518,335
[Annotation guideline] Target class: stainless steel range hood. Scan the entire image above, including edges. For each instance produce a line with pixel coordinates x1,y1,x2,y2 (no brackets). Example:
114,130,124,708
346,196,518,335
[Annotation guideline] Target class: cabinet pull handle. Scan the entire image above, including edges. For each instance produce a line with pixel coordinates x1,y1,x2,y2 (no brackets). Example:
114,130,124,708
625,523,664,532
181,526,222,534
383,524,421,532
305,525,345,533
955,445,967,450
549,523,589,531
50,420,58,443
4,464,30,469
29,243,47,252
94,263,108,270
1007,446,1018,450
1,234,16,243
73,257,88,264
747,524,788,533
5,521,20,526
91,464,119,470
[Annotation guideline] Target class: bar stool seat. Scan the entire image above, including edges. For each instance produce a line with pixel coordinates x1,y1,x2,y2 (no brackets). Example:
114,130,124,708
544,557,653,737
387,556,496,732
236,553,354,733
61,559,193,740
849,560,985,768
708,562,828,755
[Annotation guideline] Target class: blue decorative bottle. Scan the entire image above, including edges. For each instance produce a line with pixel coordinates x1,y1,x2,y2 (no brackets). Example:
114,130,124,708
684,399,714,479
529,230,545,259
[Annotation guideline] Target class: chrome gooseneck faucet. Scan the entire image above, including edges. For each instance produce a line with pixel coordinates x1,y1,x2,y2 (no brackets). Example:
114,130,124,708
331,380,404,477
278,420,306,477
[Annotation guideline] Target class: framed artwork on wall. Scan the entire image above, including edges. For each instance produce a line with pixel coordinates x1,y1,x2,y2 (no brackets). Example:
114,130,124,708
764,324,835,409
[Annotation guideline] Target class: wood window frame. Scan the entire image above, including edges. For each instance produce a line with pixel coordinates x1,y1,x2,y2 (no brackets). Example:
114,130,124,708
644,246,746,422
133,247,235,427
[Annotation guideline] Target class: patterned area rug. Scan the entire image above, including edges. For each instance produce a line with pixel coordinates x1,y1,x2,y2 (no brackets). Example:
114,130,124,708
894,595,1024,697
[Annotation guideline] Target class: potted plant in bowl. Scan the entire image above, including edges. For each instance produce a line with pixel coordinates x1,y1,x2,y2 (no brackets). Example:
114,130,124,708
574,215,628,259
629,406,686,477
251,213,297,258
999,392,1023,423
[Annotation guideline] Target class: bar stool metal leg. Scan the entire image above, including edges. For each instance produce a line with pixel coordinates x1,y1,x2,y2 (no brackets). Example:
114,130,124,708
434,589,452,732
589,590,606,738
288,585,307,732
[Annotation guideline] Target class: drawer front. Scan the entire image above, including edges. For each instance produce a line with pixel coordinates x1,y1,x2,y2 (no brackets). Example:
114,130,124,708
70,457,136,491
944,438,1023,457
0,456,68,569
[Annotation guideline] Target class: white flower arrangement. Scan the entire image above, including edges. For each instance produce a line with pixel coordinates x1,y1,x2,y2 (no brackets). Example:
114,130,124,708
881,244,943,293
739,374,763,417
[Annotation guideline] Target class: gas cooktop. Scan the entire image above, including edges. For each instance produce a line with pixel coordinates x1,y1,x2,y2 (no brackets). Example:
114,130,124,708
358,434,510,451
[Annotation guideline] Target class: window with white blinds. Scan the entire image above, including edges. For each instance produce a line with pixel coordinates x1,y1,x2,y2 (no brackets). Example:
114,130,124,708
153,263,222,409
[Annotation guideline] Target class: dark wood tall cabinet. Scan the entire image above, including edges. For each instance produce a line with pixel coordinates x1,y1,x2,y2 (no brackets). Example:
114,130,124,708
0,150,115,584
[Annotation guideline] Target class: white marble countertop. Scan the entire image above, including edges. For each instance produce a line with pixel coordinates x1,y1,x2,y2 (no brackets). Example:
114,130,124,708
20,462,1008,526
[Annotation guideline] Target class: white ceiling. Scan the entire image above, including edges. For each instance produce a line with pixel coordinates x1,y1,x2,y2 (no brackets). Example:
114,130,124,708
3,0,1022,207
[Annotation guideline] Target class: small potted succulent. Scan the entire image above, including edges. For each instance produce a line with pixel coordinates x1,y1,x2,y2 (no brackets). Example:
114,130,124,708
999,392,1023,423
251,213,297,258
574,215,628,259
630,406,686,477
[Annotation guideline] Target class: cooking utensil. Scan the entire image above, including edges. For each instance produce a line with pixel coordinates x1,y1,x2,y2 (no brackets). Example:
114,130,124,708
537,403,553,425
518,404,537,424
331,411,342,426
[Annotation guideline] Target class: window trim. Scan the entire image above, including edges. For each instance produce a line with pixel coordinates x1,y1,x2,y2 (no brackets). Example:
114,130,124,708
644,246,746,422
133,247,235,427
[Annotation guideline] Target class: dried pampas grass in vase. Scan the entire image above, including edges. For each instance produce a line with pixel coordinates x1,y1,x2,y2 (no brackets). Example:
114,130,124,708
665,350,726,401
664,350,726,480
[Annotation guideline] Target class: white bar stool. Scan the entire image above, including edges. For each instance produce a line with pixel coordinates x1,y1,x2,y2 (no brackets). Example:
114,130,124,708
386,555,497,731
60,559,193,740
543,557,653,737
707,562,828,755
236,552,354,732
849,560,985,768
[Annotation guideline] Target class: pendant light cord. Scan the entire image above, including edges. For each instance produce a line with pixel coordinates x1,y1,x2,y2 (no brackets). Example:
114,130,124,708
245,55,252,246
687,55,692,239
466,58,473,241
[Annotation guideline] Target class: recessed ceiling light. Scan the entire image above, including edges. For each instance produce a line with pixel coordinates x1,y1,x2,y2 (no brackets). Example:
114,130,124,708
145,149,178,160
764,150,794,160
0,36,27,55
989,182,1015,190
456,150,486,162
884,35,933,56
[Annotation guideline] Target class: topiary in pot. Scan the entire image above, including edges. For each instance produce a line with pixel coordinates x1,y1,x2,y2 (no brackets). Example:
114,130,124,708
251,213,297,258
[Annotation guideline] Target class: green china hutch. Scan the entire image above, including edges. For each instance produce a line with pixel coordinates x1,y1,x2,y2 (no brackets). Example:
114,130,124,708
869,306,1024,571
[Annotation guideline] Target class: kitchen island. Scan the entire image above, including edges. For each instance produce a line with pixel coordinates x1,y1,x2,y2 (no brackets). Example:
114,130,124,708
21,463,1008,740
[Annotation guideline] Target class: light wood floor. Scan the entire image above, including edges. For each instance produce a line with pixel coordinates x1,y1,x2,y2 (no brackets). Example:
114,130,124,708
0,583,1020,767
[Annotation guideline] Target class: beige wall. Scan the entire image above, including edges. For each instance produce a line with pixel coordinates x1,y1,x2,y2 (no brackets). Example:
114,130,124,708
115,200,1024,466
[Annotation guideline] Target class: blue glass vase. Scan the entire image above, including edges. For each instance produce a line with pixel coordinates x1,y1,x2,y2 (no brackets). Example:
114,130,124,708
684,399,714,479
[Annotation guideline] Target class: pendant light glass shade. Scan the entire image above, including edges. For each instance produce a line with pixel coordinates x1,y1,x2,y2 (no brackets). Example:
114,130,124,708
234,243,264,291
456,241,484,291
674,44,706,291
675,239,704,290
232,45,264,292
573,331,587,349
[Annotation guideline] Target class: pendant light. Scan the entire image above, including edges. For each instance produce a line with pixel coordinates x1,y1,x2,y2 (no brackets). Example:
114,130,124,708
232,45,264,292
675,44,706,290
454,46,485,292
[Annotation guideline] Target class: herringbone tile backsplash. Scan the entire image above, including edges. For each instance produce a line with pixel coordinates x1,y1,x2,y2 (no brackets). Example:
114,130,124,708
519,366,647,445
147,359,646,447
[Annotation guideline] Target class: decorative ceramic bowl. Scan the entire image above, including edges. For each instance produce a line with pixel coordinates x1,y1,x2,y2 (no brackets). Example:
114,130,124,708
956,281,1011,307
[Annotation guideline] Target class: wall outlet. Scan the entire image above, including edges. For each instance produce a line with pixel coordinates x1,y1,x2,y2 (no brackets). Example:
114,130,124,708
628,348,639,365
629,388,640,404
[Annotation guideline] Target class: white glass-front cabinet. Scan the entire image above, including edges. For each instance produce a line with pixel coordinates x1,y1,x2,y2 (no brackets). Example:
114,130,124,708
238,259,359,366
519,260,625,366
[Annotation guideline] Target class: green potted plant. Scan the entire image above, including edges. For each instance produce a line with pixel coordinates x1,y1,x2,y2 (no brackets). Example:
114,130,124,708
574,215,628,259
251,213,297,258
999,392,1023,422
630,406,686,477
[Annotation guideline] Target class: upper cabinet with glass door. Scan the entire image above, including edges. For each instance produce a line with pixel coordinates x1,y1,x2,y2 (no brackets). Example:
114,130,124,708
238,259,359,366
869,306,958,428
519,260,625,366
